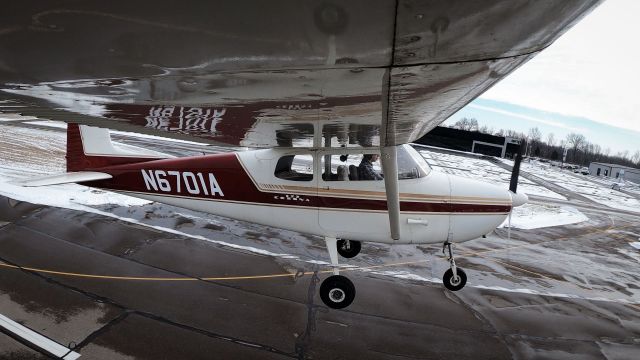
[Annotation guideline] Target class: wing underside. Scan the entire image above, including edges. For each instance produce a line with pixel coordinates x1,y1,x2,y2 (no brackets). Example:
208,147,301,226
0,0,603,148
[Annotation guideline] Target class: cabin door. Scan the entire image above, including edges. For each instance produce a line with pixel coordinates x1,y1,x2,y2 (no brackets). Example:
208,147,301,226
317,151,390,238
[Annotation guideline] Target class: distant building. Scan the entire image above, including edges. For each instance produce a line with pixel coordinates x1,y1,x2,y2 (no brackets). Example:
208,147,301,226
415,126,521,158
589,162,640,184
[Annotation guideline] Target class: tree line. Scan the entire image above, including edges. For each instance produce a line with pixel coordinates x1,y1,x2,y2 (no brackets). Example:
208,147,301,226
449,117,640,168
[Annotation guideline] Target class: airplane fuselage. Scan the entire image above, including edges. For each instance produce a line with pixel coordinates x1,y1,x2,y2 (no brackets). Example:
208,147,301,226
83,146,513,244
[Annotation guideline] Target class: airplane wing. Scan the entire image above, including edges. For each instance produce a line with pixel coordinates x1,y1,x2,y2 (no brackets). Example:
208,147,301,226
0,0,602,148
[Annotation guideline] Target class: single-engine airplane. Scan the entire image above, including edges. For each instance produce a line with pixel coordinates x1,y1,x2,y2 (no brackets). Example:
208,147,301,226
13,122,527,308
0,0,602,308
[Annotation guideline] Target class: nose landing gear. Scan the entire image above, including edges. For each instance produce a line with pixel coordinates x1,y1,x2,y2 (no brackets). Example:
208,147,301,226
442,240,467,291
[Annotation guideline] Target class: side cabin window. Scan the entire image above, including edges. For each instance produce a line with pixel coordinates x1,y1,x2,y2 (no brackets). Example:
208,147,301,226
321,145,430,181
322,153,384,181
274,154,313,181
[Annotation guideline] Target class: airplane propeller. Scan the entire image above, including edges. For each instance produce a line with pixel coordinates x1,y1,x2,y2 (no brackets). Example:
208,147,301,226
506,144,528,240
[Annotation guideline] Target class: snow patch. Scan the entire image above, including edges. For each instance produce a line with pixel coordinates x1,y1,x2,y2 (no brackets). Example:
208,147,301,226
473,285,636,305
499,203,588,230
630,242,640,250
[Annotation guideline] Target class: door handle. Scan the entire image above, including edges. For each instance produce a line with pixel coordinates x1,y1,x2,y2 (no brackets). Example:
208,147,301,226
407,219,429,226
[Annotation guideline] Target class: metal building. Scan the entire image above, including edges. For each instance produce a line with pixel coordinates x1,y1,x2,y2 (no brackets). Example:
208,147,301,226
589,162,640,184
415,127,521,158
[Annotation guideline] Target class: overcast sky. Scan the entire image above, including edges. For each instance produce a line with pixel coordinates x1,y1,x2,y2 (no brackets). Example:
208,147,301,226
482,0,639,132
448,0,639,153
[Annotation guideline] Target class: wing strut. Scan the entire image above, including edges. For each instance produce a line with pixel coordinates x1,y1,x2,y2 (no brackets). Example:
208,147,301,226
381,146,400,240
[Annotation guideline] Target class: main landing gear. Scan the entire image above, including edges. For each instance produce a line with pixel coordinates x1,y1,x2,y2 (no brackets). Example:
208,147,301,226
319,237,360,309
442,240,467,291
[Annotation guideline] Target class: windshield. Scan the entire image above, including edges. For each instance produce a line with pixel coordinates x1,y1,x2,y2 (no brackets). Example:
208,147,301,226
397,145,430,179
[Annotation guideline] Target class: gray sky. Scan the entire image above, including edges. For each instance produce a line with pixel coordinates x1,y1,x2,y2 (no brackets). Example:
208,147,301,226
480,0,640,133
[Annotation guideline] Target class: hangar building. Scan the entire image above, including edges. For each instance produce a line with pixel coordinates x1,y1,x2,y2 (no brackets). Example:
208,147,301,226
589,162,640,184
414,126,521,158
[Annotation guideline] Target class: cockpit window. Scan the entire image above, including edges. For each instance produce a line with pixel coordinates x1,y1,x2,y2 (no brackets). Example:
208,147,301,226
274,154,313,181
320,145,430,181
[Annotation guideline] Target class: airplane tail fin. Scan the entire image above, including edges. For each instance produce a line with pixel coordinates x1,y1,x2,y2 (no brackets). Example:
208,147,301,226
66,123,171,172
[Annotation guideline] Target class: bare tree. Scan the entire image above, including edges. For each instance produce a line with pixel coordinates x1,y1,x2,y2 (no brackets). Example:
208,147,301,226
565,133,586,162
528,127,542,143
453,117,479,131
632,150,640,165
622,150,629,160
453,118,470,130
546,133,555,147
505,129,522,138
469,118,479,132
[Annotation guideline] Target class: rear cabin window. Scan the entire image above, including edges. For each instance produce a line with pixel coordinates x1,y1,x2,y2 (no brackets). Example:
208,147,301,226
274,154,314,181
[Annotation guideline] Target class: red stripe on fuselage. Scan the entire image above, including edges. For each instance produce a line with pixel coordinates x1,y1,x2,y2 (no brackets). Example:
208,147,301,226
81,153,511,214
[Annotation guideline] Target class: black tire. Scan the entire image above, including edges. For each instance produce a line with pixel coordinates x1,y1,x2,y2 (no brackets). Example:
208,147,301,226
336,239,361,258
443,268,467,291
320,275,356,309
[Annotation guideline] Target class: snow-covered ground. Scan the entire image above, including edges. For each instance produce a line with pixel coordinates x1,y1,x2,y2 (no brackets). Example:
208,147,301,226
508,159,640,214
418,149,566,200
0,126,151,212
586,173,640,196
498,203,588,230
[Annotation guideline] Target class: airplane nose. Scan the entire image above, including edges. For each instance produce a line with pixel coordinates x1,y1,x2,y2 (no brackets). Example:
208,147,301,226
510,191,528,207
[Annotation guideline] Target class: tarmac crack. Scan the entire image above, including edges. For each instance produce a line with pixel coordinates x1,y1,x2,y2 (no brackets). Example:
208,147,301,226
71,309,131,352
444,290,515,359
130,311,298,359
294,269,323,360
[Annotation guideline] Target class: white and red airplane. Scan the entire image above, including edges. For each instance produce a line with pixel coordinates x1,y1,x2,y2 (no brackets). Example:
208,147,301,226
0,0,602,308
14,123,527,308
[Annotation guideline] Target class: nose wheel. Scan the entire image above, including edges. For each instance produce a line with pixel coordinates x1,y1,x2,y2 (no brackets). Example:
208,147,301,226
337,239,361,258
442,241,467,291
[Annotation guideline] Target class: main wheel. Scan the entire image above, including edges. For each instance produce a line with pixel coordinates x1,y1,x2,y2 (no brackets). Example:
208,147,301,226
443,268,467,291
336,239,361,258
320,275,356,309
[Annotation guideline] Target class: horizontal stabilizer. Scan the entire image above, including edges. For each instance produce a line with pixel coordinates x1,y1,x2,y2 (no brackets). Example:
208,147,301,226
11,171,112,187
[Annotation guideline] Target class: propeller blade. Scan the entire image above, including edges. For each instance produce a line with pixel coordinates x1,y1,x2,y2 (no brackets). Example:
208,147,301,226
509,144,523,194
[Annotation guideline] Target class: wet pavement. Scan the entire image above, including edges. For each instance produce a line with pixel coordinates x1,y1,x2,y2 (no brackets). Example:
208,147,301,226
1,195,639,359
